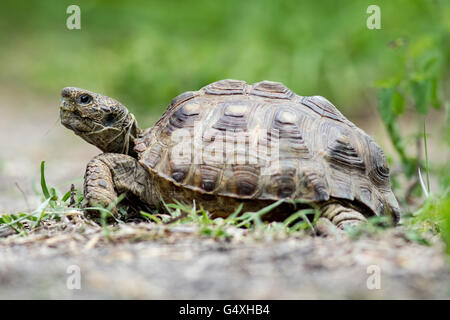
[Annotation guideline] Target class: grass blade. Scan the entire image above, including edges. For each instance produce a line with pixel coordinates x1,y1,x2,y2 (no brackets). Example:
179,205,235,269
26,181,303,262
40,161,51,199
0,198,51,232
140,211,162,224
423,121,431,194
418,167,429,198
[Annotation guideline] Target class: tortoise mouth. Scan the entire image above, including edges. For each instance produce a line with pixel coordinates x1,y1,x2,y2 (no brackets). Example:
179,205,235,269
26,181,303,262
60,109,96,133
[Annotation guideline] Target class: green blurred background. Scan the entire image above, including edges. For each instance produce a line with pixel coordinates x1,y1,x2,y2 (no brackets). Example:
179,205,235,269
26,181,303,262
0,0,450,298
0,0,448,117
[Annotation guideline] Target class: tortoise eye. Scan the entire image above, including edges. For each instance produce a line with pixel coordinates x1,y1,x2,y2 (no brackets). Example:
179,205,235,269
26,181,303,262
78,94,93,105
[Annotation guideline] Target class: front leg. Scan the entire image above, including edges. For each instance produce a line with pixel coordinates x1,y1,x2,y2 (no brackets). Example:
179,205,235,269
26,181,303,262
316,202,367,236
83,153,157,219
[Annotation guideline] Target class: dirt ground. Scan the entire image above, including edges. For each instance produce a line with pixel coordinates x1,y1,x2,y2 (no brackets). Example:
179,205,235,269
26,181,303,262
1,222,448,299
0,88,449,299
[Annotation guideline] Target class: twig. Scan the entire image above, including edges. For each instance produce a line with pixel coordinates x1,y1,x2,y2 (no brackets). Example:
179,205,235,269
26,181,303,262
15,182,30,211
69,184,76,207
164,211,189,225
404,175,420,204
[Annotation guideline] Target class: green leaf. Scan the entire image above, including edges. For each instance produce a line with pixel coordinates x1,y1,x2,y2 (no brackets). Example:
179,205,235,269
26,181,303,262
411,79,431,115
392,90,405,115
430,77,441,109
61,190,71,202
378,88,415,177
378,87,396,124
0,215,12,224
374,77,400,89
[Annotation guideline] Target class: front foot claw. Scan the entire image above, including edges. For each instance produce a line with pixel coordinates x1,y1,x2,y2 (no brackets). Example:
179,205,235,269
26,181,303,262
316,217,346,237
83,156,120,220
316,202,367,237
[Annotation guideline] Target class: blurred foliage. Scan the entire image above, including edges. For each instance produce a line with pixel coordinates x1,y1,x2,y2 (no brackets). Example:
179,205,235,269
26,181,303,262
376,29,449,178
0,0,448,120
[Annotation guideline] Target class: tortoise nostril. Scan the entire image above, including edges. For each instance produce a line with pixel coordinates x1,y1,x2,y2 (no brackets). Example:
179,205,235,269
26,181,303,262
72,108,82,117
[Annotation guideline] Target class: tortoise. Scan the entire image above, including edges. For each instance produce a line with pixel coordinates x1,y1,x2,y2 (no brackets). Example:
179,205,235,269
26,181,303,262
60,79,400,234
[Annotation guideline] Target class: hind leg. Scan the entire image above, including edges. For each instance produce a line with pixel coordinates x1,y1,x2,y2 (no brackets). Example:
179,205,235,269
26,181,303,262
83,153,157,218
316,202,367,236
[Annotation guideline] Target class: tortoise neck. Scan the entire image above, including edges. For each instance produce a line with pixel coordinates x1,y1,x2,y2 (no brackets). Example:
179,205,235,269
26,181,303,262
80,113,142,157
125,122,142,158
119,113,142,157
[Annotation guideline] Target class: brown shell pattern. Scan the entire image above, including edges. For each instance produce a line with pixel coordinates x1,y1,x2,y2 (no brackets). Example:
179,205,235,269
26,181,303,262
135,79,400,220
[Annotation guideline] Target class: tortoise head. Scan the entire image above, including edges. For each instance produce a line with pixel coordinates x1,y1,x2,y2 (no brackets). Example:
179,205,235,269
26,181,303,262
60,87,141,156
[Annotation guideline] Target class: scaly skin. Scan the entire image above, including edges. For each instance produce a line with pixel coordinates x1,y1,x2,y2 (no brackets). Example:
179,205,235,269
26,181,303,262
316,202,368,235
83,153,158,218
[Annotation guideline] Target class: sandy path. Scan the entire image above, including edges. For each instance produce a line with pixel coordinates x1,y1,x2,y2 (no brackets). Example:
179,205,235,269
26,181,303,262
0,223,448,299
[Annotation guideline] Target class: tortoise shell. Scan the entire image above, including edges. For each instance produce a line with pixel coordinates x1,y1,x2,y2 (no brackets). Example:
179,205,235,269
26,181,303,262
134,79,400,222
